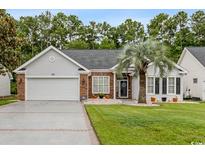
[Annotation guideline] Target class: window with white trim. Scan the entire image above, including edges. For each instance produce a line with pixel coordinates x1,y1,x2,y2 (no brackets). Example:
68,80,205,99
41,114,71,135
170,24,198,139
168,77,175,94
147,77,154,93
92,76,110,94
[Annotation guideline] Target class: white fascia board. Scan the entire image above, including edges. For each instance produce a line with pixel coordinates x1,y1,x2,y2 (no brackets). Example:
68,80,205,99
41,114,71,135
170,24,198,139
110,64,118,70
177,48,187,65
26,75,79,79
15,70,26,74
52,46,89,72
79,70,90,74
90,69,113,72
14,45,89,73
14,46,54,73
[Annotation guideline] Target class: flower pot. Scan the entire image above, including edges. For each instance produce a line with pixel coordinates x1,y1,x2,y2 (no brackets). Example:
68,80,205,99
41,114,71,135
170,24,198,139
104,95,110,99
161,97,167,102
173,97,178,103
151,97,156,103
92,95,98,99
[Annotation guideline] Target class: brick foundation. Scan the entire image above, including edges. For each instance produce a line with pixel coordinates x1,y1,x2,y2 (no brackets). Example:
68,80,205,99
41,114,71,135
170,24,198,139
16,74,25,101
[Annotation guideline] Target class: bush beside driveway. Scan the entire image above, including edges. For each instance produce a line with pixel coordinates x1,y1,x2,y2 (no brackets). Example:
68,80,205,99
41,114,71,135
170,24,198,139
85,103,205,144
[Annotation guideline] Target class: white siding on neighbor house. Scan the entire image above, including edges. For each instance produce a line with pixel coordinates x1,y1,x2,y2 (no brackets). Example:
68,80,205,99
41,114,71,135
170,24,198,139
132,64,184,102
25,49,80,77
178,49,205,100
0,74,10,97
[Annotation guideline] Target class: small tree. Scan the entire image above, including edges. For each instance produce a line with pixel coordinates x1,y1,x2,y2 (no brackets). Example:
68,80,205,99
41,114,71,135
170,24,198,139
0,9,20,75
116,40,174,103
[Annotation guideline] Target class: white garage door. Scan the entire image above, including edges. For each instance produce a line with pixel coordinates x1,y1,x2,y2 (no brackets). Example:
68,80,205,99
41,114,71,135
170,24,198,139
26,78,79,100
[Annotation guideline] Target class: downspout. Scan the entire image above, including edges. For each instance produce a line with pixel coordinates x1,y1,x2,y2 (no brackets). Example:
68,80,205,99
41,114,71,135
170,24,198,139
113,72,116,99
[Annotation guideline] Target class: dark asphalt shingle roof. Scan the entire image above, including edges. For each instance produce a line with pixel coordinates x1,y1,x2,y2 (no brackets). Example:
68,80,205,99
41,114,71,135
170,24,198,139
186,47,205,67
61,49,122,69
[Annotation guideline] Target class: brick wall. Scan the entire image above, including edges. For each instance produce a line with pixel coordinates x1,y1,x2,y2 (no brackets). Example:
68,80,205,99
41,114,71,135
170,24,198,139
16,74,25,101
88,72,114,98
80,74,88,100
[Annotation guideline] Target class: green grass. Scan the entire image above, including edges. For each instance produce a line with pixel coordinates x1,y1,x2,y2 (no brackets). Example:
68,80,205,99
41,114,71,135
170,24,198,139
85,103,205,145
0,96,17,106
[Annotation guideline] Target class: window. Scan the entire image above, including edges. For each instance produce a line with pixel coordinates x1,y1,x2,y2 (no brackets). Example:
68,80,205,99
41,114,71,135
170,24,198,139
162,78,167,94
176,77,181,94
155,78,160,94
168,77,175,94
193,78,198,84
92,76,110,94
147,77,154,93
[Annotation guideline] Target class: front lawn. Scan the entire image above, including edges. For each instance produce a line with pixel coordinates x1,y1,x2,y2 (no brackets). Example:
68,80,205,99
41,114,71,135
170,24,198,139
85,103,205,144
0,96,17,106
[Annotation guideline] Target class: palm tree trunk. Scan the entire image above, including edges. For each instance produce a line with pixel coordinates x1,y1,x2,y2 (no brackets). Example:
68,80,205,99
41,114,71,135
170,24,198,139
138,70,147,103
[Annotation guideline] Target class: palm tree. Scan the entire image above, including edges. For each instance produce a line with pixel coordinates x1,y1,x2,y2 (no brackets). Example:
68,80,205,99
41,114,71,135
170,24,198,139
116,40,174,103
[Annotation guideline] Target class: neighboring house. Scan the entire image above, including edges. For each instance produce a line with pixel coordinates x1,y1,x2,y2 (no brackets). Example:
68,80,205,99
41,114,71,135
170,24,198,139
0,72,11,97
178,47,205,100
14,46,186,102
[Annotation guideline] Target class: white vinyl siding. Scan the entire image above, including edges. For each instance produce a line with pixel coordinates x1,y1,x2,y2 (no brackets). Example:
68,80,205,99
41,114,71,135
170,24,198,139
0,74,10,97
92,76,110,94
147,77,154,94
168,77,175,94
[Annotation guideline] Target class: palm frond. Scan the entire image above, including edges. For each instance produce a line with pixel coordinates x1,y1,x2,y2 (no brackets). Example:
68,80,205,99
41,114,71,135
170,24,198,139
116,39,174,77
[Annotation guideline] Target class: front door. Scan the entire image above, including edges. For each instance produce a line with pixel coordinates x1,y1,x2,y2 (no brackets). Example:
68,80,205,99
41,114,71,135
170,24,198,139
119,80,128,98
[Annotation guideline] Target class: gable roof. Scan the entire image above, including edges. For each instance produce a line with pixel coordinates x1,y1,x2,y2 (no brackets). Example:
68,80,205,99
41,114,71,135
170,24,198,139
14,46,89,73
186,47,205,67
61,49,122,69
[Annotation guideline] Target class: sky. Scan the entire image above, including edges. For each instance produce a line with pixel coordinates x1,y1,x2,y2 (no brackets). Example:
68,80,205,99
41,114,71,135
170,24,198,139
7,9,203,26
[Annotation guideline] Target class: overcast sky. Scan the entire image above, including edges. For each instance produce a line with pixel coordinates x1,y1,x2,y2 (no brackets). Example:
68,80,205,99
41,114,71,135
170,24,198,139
7,9,203,26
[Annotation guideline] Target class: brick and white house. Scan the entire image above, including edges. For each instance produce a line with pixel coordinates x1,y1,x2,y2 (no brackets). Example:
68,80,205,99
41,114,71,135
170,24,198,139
14,46,186,102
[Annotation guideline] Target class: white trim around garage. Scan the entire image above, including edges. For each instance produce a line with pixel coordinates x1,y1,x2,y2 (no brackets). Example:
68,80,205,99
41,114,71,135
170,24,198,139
26,75,79,79
25,76,80,101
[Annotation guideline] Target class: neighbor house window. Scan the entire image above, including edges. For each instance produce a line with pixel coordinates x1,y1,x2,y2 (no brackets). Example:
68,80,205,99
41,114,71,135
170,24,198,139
147,77,154,93
168,77,175,94
92,76,110,94
193,78,198,84
176,77,181,94
155,78,160,94
162,78,167,94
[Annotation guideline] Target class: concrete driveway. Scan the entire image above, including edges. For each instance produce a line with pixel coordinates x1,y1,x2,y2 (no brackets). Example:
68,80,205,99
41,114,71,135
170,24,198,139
0,101,98,145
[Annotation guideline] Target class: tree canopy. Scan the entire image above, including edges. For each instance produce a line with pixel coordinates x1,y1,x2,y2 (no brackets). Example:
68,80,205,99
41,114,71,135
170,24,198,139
1,9,205,74
0,9,20,74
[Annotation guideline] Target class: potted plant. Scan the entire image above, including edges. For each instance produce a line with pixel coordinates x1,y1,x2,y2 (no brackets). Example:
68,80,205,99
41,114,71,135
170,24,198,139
151,96,157,103
173,96,178,103
92,95,98,99
98,93,105,99
104,95,110,99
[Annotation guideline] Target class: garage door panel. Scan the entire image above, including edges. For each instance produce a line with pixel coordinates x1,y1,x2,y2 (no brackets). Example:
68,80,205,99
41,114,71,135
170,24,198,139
26,78,79,100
